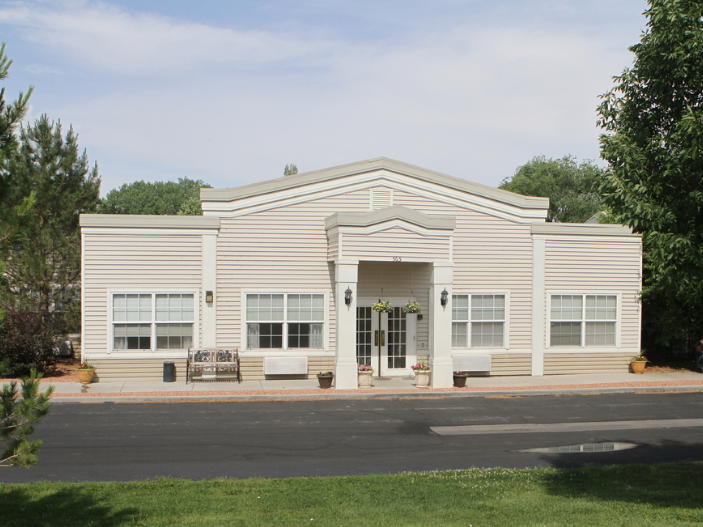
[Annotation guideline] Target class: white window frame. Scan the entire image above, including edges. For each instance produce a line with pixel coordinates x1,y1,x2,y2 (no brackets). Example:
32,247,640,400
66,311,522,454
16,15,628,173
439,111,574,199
108,290,199,354
548,292,620,348
451,293,508,349
242,291,328,352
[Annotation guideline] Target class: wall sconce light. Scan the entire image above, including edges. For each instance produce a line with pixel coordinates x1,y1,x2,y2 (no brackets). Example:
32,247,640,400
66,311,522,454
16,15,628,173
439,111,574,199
205,291,214,303
345,287,353,305
440,288,448,306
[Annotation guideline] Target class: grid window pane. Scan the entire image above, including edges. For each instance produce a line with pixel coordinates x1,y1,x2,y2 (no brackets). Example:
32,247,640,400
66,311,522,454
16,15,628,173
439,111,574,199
585,322,616,345
550,322,582,346
288,294,324,322
287,323,323,348
585,295,617,320
551,295,583,320
155,323,193,349
452,295,469,321
114,324,151,349
471,322,504,347
156,294,194,322
471,295,505,321
113,294,151,322
247,323,283,348
246,294,284,322
452,322,468,347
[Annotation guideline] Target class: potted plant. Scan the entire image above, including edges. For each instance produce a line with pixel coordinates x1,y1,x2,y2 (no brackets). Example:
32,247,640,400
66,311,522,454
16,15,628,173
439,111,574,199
453,371,470,388
402,301,422,314
630,354,648,374
411,363,431,388
357,364,374,388
77,361,95,384
317,371,334,389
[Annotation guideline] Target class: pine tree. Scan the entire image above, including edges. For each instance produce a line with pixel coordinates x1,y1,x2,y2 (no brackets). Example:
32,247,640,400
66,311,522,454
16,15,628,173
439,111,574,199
1,115,100,333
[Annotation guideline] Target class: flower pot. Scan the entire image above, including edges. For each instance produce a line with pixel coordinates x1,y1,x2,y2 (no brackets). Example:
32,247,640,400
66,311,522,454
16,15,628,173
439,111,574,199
453,375,468,388
358,371,373,388
317,375,334,389
630,361,646,374
77,369,95,384
414,370,431,388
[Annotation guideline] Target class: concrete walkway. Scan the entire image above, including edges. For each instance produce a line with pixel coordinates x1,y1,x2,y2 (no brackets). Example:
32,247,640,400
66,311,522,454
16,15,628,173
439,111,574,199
4,371,701,402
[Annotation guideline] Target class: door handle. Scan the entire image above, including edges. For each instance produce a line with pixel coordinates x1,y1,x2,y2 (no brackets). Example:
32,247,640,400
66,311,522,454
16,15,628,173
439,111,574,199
374,330,386,346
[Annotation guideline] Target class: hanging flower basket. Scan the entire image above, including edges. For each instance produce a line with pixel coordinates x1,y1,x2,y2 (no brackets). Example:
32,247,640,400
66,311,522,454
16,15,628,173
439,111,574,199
402,301,422,314
372,301,392,313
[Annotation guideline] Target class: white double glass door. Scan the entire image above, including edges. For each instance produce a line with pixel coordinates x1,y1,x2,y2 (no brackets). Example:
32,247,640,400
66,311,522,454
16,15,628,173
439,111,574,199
356,298,416,376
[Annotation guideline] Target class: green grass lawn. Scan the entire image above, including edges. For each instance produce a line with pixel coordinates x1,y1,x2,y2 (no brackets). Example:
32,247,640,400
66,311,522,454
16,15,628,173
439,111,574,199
1,462,701,526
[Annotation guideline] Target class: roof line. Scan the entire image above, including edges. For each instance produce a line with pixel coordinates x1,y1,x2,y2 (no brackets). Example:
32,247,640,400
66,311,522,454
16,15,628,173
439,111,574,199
201,157,549,210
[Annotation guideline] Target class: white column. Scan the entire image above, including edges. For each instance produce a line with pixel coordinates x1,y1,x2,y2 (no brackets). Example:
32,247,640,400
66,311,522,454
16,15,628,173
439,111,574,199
334,261,358,389
531,237,546,376
201,234,217,348
430,262,453,388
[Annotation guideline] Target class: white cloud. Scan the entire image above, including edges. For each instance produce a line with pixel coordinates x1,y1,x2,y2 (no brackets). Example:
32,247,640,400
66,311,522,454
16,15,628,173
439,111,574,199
0,0,644,192
0,0,332,74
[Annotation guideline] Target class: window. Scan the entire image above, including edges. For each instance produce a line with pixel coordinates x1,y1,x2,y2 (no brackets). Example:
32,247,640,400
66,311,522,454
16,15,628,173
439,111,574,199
246,293,324,349
452,294,505,348
112,293,194,350
550,294,617,347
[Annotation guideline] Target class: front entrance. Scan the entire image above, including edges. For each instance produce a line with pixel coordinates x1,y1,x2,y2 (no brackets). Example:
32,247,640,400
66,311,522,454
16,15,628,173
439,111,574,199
356,298,416,376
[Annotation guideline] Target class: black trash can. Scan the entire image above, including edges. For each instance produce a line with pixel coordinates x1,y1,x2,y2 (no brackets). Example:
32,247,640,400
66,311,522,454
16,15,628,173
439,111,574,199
163,361,176,382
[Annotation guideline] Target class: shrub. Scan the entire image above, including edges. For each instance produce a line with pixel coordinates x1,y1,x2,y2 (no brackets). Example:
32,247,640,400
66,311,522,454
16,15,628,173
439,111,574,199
0,310,57,376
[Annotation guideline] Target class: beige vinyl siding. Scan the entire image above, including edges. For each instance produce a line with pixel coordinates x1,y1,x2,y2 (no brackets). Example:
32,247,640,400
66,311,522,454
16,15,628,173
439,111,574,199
91,357,188,382
327,230,339,261
358,261,431,351
545,239,641,351
239,356,335,380
544,352,632,374
216,190,372,351
459,353,532,376
83,234,203,356
343,227,451,262
392,189,534,351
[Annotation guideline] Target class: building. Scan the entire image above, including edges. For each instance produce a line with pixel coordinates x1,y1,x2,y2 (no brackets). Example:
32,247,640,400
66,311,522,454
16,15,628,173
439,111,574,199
79,158,642,387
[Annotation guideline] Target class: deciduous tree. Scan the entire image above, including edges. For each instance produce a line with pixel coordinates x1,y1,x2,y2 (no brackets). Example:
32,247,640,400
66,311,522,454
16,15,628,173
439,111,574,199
597,0,703,352
98,178,210,215
499,156,605,223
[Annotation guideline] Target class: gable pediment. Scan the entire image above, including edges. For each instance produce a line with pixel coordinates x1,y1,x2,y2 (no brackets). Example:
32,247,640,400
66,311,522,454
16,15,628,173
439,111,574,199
201,157,549,222
326,206,454,263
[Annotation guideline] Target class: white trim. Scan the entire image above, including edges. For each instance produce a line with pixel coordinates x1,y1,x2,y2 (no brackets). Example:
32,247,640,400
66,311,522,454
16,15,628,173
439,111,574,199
80,231,86,364
451,292,510,350
240,290,330,352
206,173,546,223
81,227,217,236
108,290,200,353
546,292,621,349
531,237,546,375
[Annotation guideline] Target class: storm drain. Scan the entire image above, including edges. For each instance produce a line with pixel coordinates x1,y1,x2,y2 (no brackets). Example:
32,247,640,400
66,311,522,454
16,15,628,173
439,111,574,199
517,442,638,454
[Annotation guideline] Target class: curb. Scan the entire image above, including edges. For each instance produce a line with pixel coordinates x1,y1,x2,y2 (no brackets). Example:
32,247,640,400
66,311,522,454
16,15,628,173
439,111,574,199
49,384,703,403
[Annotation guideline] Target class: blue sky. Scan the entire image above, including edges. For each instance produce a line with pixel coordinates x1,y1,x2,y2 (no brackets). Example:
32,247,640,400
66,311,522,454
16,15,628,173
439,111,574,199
0,0,647,194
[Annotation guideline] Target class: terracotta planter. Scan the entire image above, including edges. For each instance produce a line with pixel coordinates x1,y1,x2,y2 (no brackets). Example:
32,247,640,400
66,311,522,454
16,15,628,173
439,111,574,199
317,375,334,389
77,368,95,384
358,371,373,388
630,361,646,374
414,370,431,388
453,375,468,388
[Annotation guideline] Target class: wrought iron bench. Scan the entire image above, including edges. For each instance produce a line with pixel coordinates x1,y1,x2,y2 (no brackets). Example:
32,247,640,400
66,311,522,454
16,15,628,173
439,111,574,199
186,348,241,383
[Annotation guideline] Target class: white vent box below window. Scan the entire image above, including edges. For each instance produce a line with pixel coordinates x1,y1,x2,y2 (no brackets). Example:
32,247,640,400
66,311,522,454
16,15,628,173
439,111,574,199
453,355,492,372
264,357,309,375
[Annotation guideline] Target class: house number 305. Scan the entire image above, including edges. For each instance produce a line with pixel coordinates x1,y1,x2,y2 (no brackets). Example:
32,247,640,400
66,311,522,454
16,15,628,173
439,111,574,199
392,256,402,262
